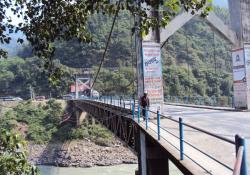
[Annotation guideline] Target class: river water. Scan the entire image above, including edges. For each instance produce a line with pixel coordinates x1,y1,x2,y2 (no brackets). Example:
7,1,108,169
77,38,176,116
39,164,137,175
39,163,182,175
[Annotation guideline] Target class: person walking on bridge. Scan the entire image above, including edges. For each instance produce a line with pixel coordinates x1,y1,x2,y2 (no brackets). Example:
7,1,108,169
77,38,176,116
140,92,150,120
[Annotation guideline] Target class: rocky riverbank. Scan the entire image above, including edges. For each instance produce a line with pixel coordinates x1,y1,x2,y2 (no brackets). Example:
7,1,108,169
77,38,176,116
28,139,137,167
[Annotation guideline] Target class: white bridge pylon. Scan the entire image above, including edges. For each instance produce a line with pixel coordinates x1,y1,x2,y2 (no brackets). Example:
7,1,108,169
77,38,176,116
160,5,238,47
159,0,250,109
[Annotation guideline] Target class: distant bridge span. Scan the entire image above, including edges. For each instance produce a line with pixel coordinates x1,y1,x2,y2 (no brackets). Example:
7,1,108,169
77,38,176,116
68,99,245,175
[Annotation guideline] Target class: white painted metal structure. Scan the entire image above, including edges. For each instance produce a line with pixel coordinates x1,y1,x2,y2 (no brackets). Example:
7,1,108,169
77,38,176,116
137,1,250,111
228,0,250,109
160,0,250,109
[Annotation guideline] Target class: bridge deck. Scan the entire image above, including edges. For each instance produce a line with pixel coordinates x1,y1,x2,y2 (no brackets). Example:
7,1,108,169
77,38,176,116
74,100,237,175
146,121,232,175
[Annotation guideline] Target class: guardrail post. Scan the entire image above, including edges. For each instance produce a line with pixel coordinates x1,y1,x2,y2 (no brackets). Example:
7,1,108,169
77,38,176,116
235,135,248,175
179,118,184,160
137,105,140,123
129,99,131,110
157,110,160,140
184,96,187,104
132,103,135,120
146,108,149,129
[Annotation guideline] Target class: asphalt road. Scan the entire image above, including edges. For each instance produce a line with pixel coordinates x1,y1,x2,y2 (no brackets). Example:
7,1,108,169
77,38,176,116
162,105,250,140
98,100,249,173
156,104,250,173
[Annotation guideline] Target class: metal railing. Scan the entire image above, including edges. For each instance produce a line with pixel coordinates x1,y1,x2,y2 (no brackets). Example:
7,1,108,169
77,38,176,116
165,95,234,108
76,96,247,175
233,146,244,175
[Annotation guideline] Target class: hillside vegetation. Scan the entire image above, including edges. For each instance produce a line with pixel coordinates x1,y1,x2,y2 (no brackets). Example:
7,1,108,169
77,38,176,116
0,100,113,145
0,6,232,100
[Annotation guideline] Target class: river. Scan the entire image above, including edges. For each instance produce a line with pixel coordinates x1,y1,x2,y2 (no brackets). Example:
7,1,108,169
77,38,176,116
39,163,182,175
39,164,138,175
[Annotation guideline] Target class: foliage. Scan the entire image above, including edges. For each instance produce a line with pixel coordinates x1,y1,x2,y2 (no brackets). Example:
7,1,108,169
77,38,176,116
93,66,135,96
161,13,233,99
50,6,232,99
55,121,113,146
0,0,211,67
1,6,233,100
213,6,230,24
0,57,74,99
0,100,63,144
0,129,39,175
53,11,134,68
74,123,112,146
0,100,113,145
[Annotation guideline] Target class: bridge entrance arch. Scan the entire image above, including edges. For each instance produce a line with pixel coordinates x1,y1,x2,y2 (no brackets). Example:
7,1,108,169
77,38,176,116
160,0,250,109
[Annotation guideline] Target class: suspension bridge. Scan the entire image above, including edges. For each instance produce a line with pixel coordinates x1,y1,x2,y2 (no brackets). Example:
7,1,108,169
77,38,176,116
63,97,247,175
62,0,250,175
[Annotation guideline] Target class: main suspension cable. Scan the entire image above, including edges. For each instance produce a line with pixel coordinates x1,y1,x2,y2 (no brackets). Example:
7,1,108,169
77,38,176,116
91,0,121,90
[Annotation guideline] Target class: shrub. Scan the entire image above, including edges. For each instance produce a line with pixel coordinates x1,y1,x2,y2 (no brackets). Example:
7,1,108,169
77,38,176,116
94,137,112,146
70,127,89,140
0,129,40,175
88,124,112,142
1,100,113,145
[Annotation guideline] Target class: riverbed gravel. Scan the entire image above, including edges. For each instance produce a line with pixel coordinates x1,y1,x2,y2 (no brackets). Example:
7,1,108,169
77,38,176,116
28,139,137,167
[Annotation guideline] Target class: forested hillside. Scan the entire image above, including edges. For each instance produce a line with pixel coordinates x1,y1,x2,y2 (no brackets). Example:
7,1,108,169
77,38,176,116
0,57,73,98
162,17,232,98
0,6,233,100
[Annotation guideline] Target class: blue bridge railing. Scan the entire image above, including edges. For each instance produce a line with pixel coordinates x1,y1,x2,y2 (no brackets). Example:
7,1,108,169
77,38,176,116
165,95,234,108
80,96,247,175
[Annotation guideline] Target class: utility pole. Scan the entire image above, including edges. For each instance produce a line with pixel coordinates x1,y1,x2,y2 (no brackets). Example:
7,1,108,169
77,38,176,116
186,34,190,97
213,31,218,98
75,74,78,99
29,85,35,100
135,5,143,99
89,71,92,97
29,85,33,100
213,32,216,75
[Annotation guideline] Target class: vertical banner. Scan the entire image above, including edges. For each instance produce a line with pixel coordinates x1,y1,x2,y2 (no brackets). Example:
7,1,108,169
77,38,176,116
232,48,247,108
142,41,164,107
244,44,250,108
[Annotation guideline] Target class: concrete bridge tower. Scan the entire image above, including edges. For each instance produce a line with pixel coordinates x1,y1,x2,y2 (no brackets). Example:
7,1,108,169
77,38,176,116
228,0,250,109
228,0,250,46
158,0,250,109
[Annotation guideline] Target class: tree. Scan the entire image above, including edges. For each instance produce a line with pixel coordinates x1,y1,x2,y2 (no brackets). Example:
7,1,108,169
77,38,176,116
0,57,73,98
0,129,39,175
93,66,135,95
0,0,212,61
